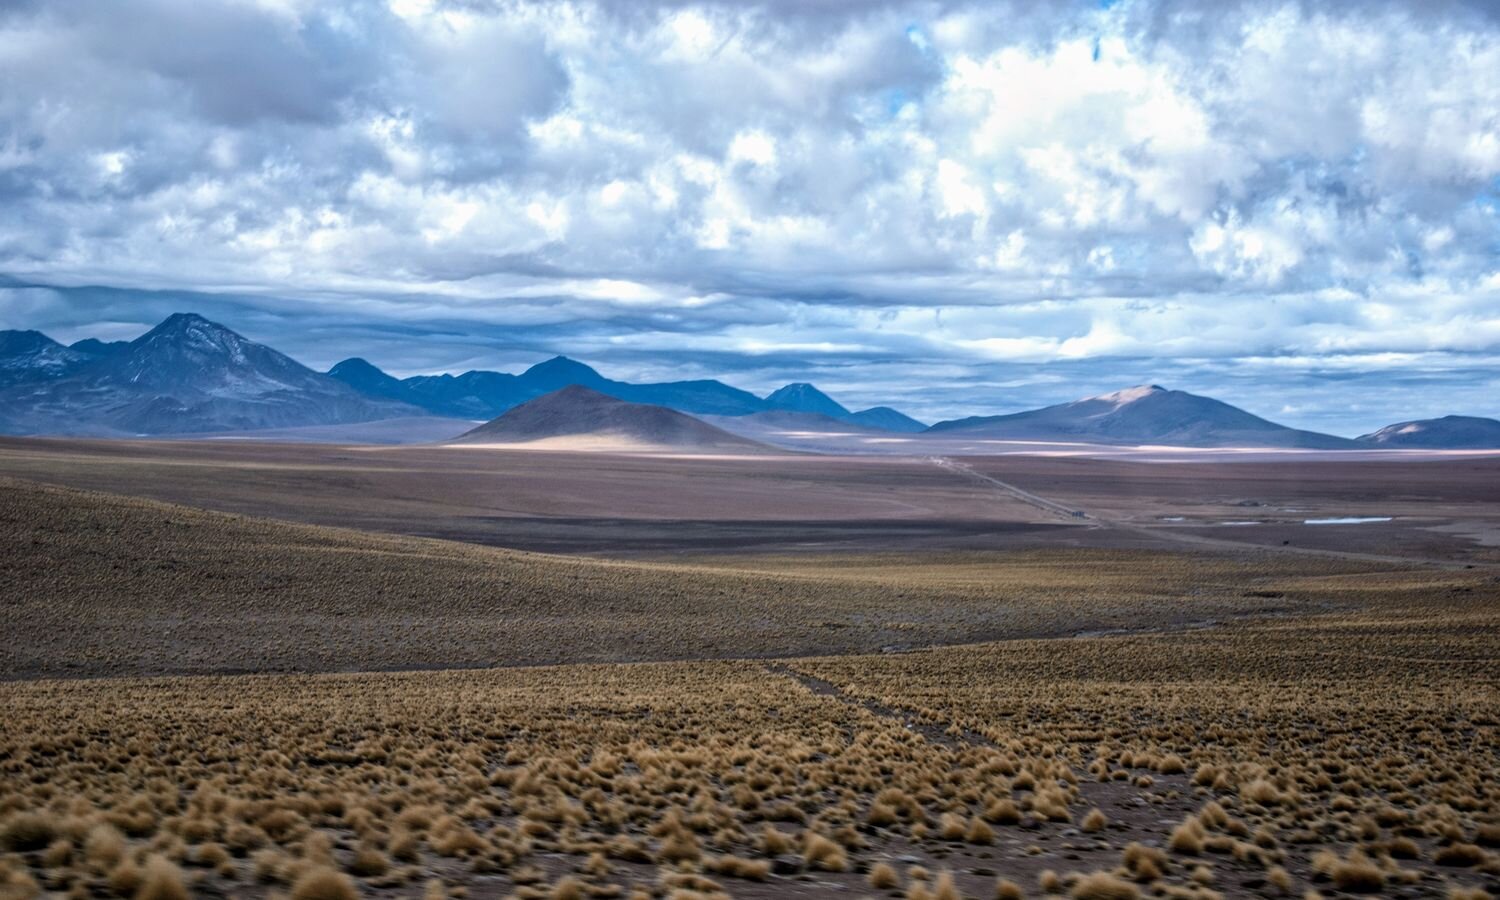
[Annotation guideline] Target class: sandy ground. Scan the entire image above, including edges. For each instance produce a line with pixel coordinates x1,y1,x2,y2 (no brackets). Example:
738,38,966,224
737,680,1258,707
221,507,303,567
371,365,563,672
0,436,1494,565
701,420,1500,460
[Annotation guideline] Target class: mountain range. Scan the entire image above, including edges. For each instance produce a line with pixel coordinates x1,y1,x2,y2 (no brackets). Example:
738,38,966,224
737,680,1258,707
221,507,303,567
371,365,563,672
0,314,413,435
0,312,1496,448
326,354,926,430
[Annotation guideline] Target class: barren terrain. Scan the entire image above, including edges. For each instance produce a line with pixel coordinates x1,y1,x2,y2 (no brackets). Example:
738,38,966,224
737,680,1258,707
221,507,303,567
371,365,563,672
1,437,1497,899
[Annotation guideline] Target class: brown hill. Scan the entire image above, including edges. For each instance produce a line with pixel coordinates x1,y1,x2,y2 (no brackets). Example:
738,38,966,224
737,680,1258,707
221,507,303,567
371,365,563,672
454,385,770,452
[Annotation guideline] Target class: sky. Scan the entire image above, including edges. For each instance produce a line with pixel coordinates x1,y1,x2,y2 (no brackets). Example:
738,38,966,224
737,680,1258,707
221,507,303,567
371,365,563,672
1,0,1498,435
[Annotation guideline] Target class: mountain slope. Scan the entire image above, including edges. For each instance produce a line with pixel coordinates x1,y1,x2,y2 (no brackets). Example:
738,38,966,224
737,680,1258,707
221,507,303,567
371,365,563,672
327,357,414,404
69,338,130,358
928,385,1355,449
846,406,926,433
0,330,89,385
455,385,769,452
1357,415,1500,449
612,379,767,416
765,382,850,417
0,314,416,435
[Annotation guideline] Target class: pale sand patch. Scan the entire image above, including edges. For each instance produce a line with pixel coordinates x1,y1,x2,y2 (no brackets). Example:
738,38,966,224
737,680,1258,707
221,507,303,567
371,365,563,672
1422,520,1500,547
443,434,786,459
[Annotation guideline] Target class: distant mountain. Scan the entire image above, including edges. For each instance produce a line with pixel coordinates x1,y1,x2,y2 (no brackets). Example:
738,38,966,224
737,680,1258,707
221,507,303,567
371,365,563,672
456,385,768,452
612,378,766,417
69,338,130,358
518,356,610,393
0,314,416,435
0,331,88,385
765,382,850,418
717,410,880,432
332,355,781,419
1357,415,1500,449
401,370,529,418
327,357,414,405
846,406,926,433
928,385,1356,449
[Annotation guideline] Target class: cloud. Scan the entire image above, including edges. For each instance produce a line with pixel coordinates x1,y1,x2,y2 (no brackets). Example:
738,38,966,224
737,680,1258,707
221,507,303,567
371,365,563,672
0,0,1497,433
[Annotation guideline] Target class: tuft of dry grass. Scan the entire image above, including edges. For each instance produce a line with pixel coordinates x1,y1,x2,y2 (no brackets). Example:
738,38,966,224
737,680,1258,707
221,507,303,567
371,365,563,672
802,832,848,872
134,856,189,900
1069,872,1141,900
996,878,1025,899
869,861,901,889
290,866,358,900
0,812,56,852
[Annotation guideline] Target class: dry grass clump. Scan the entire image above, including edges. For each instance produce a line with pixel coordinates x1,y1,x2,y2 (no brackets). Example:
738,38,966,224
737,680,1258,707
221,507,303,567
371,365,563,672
1069,872,1141,900
0,812,56,852
996,878,1025,899
869,861,901,888
135,855,189,900
802,831,848,871
290,866,358,900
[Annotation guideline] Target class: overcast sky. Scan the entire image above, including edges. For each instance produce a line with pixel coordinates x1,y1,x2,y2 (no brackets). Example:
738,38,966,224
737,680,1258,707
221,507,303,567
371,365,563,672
1,0,1498,434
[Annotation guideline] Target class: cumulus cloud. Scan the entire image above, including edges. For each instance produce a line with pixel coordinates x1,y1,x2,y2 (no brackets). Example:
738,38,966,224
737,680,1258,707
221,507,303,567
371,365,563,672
0,0,1497,433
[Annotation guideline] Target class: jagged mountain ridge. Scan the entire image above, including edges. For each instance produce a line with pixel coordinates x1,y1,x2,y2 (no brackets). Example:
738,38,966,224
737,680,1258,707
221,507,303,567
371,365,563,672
0,314,415,435
327,355,914,426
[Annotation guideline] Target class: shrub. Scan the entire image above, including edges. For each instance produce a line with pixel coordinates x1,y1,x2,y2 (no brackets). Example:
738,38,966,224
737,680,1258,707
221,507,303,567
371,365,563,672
996,879,1024,900
1331,853,1385,892
0,813,57,852
939,813,967,841
85,824,128,871
135,855,189,900
109,858,144,897
759,826,794,856
868,861,900,889
803,832,847,872
1168,818,1204,854
1434,843,1486,867
349,844,389,876
290,866,359,900
932,872,961,900
1121,843,1164,882
1069,873,1140,900
550,877,586,900
705,855,769,880
966,817,996,844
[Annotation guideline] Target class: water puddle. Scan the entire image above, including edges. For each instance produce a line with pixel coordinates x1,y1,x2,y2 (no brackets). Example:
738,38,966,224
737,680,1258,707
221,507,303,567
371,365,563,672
1303,516,1393,525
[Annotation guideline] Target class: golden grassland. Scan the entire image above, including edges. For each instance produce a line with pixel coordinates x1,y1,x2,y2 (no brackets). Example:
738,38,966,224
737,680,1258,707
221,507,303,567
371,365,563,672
0,476,1429,679
1,590,1497,900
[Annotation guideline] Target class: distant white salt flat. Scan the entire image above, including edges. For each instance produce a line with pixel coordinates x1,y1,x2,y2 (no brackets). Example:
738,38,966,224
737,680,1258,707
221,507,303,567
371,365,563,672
1304,516,1393,525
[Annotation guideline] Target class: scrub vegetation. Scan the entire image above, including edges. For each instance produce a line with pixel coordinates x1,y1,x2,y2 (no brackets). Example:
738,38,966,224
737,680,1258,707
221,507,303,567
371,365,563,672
1,470,1497,898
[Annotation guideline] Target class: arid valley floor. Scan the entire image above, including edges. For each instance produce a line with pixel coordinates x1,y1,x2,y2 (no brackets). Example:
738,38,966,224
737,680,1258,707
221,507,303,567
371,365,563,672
1,439,1497,899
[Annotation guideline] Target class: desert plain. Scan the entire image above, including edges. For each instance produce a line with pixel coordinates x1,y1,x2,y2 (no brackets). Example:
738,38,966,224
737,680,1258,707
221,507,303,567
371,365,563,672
1,438,1497,900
